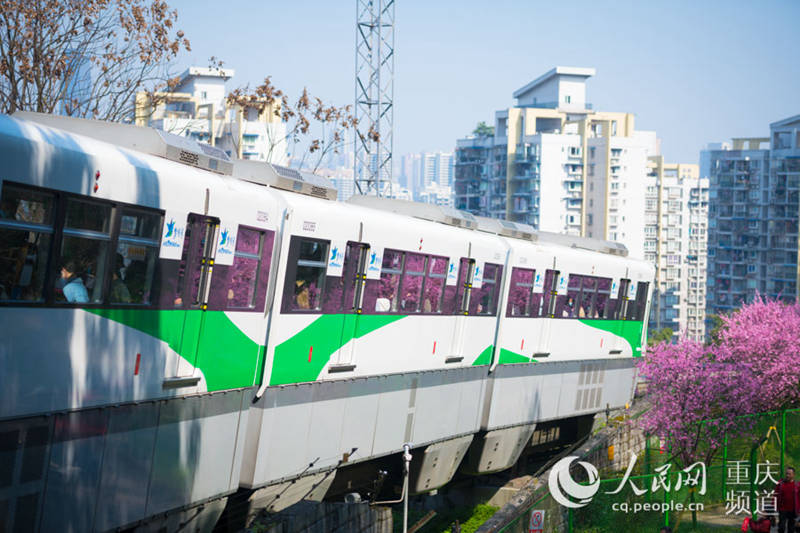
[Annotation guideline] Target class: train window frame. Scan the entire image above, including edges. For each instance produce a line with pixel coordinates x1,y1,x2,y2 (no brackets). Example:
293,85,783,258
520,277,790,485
441,257,473,315
470,262,503,316
280,235,330,314
541,269,559,318
506,267,536,318
215,225,275,312
0,183,56,303
421,254,448,314
555,274,613,319
0,181,168,309
111,207,163,306
362,249,456,316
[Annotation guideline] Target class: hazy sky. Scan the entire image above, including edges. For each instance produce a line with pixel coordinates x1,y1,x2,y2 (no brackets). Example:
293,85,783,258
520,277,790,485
169,0,799,164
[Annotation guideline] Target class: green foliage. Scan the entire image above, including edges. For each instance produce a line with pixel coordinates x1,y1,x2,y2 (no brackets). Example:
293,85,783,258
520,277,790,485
706,313,724,345
393,503,498,533
472,121,494,137
648,327,674,346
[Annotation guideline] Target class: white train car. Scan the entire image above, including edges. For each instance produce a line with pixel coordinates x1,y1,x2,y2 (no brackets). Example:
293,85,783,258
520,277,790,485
0,112,653,532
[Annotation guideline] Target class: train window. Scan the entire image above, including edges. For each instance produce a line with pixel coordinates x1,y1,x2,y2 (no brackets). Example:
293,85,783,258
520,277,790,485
612,278,630,320
441,257,473,315
56,199,113,304
581,277,597,318
399,252,426,312
225,227,268,309
173,215,217,308
323,242,369,313
530,291,543,317
629,281,649,321
595,278,611,318
423,255,447,313
541,269,559,317
282,237,329,312
470,263,502,315
557,275,582,318
506,267,534,317
113,209,162,305
0,185,54,302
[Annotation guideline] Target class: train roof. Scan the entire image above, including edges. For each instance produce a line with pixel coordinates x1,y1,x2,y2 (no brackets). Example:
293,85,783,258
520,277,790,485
7,112,629,260
347,195,478,230
232,160,338,201
13,111,233,176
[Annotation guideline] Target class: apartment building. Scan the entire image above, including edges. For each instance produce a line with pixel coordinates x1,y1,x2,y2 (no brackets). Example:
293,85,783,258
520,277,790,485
645,157,708,340
454,135,492,214
454,66,658,258
134,67,288,164
705,114,800,319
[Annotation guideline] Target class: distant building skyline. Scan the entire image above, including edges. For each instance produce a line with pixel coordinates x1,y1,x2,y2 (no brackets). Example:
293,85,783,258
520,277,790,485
167,0,799,166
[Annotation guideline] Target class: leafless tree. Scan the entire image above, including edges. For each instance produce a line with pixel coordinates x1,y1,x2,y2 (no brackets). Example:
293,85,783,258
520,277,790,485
227,77,359,172
0,0,190,121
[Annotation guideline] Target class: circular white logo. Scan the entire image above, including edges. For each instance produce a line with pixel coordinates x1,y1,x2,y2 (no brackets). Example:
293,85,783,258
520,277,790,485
548,456,600,508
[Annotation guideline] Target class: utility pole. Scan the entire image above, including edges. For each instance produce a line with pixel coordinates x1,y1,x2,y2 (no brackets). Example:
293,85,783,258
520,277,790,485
354,0,395,196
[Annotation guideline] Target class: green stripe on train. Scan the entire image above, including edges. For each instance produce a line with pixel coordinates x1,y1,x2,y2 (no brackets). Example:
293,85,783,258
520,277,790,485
578,319,644,356
270,314,407,385
88,308,263,392
271,316,496,384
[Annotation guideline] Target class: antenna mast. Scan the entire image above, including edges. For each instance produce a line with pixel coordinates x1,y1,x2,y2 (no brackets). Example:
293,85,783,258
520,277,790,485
354,0,395,196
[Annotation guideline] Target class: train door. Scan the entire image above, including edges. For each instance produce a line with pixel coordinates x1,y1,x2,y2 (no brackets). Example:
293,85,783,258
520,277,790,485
535,268,560,356
450,257,476,360
332,242,370,368
172,213,220,377
608,276,630,354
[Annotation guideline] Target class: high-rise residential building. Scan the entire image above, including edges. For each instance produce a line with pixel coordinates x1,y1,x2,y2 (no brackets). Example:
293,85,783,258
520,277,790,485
454,135,492,214
420,151,454,188
705,114,800,320
454,66,658,258
645,157,708,340
134,67,288,164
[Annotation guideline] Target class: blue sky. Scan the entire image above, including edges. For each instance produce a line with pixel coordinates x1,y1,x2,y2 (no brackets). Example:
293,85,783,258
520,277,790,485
169,0,799,164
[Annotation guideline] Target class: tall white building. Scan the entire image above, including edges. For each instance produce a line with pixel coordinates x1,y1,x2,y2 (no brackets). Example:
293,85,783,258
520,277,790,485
135,67,288,165
420,151,454,188
484,66,658,258
645,157,708,340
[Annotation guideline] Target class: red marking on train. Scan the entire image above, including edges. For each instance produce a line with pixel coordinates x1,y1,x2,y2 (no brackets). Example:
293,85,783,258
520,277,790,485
521,339,525,350
432,341,437,354
308,346,313,362
95,170,101,180
600,338,604,348
419,238,423,251
93,183,99,192
134,353,141,375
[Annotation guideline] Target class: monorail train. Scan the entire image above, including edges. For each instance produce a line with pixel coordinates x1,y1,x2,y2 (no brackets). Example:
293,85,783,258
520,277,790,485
0,111,654,532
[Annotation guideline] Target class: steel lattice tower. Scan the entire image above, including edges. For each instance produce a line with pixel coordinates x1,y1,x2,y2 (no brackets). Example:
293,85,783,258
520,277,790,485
354,0,395,196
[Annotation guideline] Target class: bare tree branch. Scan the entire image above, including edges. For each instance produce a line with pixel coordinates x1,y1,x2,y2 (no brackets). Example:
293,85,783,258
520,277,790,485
0,0,190,120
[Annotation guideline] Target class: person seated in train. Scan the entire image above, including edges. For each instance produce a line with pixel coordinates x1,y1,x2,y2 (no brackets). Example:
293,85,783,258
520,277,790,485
125,260,148,303
375,287,395,312
59,260,89,303
294,281,311,310
110,253,131,304
562,296,576,317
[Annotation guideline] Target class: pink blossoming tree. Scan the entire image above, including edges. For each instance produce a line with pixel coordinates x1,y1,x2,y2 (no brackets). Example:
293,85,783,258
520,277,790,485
637,297,800,466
